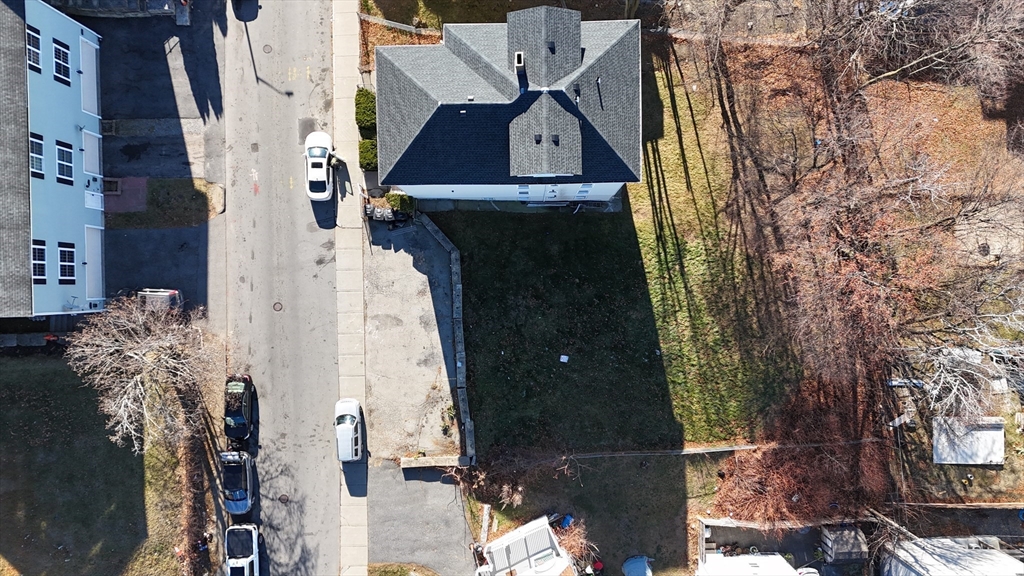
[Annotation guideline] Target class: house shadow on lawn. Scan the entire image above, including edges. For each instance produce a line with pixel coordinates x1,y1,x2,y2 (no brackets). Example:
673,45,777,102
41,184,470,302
0,357,149,576
430,200,690,569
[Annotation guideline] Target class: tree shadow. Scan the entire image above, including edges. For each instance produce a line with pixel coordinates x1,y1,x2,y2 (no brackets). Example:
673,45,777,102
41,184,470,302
179,0,226,122
638,41,799,442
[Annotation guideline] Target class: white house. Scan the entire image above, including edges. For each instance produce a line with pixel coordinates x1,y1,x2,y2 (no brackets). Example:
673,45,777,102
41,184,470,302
0,0,105,319
475,516,574,576
375,6,641,204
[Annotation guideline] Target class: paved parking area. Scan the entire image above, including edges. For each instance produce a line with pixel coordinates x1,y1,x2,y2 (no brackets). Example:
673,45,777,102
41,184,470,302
363,221,474,575
363,221,460,460
367,461,476,576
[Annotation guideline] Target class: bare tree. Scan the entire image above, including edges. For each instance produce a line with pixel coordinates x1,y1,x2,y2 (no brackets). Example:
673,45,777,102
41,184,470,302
65,297,220,454
809,0,1024,100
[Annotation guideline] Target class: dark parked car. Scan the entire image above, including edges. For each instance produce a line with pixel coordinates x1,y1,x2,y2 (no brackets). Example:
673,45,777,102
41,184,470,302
225,374,255,442
220,451,254,516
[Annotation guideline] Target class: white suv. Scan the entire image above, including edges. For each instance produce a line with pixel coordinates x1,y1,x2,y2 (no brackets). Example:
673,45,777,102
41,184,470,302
225,524,260,576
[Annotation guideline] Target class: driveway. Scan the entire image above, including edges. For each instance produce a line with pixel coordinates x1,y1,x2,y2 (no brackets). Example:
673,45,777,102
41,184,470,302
363,221,475,575
368,461,477,576
363,221,459,459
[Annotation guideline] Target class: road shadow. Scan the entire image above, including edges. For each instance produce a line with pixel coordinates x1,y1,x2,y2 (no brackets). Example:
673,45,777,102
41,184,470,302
310,196,338,229
78,12,224,313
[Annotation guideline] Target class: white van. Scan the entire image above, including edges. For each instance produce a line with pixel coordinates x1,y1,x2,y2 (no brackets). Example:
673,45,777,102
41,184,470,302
334,398,362,463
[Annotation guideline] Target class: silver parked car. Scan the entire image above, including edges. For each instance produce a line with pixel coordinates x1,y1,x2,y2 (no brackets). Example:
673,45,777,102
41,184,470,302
220,451,254,515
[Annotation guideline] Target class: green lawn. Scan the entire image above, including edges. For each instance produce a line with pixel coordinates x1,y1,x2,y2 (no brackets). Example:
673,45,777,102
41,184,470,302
432,57,793,455
433,209,683,456
0,356,180,576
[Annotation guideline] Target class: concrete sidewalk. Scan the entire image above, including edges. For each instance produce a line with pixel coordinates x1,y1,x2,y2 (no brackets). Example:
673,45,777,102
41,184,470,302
332,1,368,575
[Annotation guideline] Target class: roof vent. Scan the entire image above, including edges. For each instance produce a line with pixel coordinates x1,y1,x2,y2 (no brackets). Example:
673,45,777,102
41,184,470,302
514,51,525,73
573,82,580,95
552,134,560,146
468,95,475,101
547,41,556,53
460,110,466,115
534,134,542,144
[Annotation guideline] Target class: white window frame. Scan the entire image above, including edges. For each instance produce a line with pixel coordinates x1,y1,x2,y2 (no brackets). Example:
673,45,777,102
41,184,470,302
53,40,71,85
26,25,41,73
29,133,44,179
32,240,46,284
56,140,73,185
58,244,76,284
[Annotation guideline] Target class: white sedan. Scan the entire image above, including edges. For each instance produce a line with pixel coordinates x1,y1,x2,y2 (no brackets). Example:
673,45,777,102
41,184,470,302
303,131,334,201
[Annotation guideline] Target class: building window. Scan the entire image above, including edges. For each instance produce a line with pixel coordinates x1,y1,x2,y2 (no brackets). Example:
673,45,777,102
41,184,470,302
53,40,70,86
26,25,41,73
29,133,44,179
56,140,73,185
32,240,46,285
58,243,75,285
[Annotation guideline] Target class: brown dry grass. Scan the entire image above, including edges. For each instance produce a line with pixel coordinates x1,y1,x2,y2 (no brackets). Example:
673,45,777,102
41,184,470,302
360,20,441,69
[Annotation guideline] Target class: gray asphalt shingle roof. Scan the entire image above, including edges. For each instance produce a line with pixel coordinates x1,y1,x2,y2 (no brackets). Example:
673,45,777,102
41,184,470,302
376,6,640,187
0,0,33,318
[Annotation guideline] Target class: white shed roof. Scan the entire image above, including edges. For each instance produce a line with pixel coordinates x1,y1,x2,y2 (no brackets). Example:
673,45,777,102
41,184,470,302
884,538,1024,576
932,417,1005,465
476,516,571,576
697,553,799,576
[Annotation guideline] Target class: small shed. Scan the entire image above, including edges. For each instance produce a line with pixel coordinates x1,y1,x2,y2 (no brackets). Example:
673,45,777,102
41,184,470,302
932,417,1005,465
882,538,1024,576
820,526,869,564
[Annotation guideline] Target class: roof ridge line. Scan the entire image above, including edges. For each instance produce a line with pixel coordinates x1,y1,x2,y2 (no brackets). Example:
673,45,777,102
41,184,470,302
442,23,518,100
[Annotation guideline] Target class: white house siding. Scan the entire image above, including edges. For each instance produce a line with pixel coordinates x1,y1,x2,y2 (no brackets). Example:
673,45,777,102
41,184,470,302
395,182,624,203
25,0,104,315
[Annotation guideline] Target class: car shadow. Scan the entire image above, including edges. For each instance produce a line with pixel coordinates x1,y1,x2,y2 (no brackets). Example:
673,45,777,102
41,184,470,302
335,161,353,201
341,461,368,497
341,413,368,497
310,194,338,230
246,388,261,460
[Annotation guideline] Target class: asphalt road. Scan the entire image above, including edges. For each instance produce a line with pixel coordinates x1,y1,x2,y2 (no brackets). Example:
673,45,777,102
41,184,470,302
222,1,340,574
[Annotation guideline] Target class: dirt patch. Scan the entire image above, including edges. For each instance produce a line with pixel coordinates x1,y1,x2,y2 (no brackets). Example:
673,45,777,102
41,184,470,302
105,178,223,229
360,20,441,69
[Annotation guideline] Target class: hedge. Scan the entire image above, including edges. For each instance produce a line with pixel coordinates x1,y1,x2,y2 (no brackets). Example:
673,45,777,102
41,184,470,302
355,87,377,137
385,191,414,213
359,139,378,172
